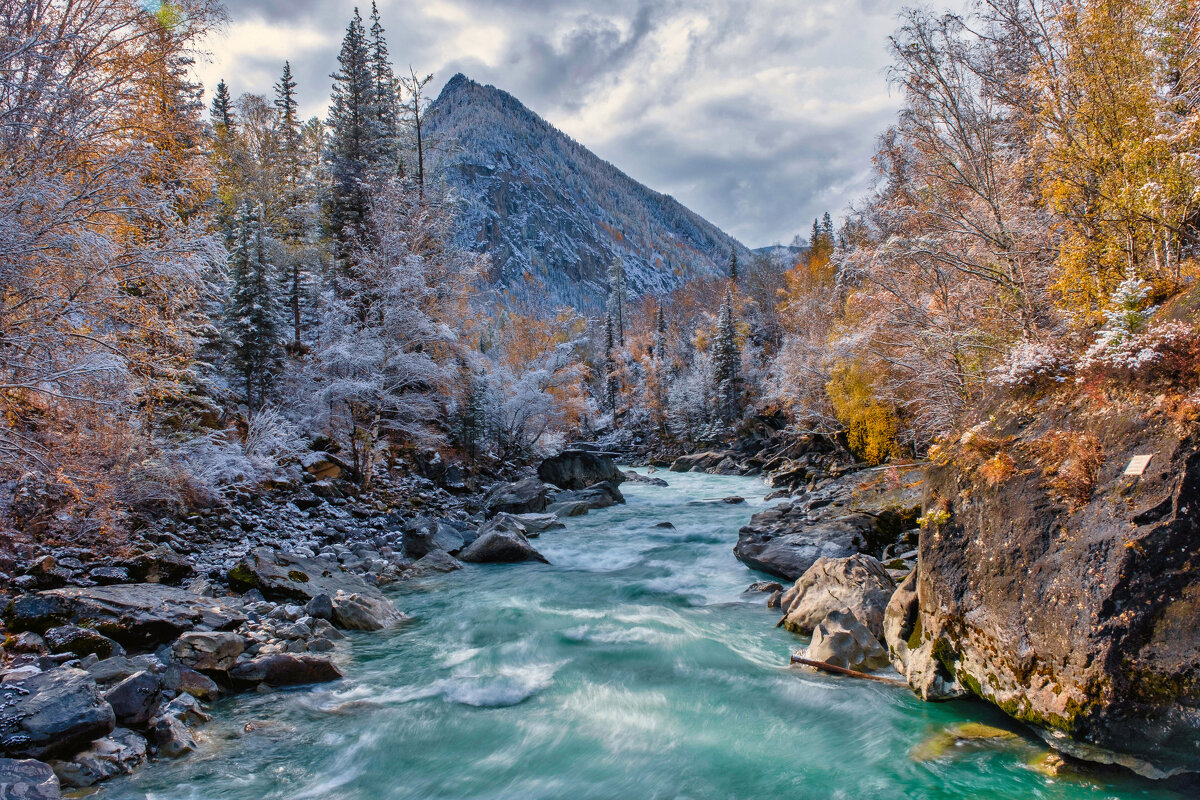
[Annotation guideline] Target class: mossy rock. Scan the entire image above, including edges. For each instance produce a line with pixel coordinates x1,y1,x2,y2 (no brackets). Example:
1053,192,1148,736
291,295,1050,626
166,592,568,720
287,570,310,583
910,722,1022,762
227,563,260,592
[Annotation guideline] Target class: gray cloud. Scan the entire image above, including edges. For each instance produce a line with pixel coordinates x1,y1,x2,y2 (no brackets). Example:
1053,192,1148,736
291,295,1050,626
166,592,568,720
198,0,905,246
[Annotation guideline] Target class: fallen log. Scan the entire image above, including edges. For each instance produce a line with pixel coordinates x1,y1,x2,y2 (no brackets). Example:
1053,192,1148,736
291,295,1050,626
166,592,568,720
789,654,908,688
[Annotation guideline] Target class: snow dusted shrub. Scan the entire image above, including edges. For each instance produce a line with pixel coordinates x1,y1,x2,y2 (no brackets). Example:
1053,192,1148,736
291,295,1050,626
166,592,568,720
993,338,1069,388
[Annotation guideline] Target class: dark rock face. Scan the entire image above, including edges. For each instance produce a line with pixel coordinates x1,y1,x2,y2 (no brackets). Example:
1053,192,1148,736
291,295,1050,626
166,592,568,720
43,626,123,660
402,518,465,559
0,758,61,799
483,478,553,517
103,671,161,726
912,409,1200,777
460,516,548,564
0,669,115,761
669,451,742,474
4,585,246,651
228,654,342,688
538,451,625,491
734,467,922,581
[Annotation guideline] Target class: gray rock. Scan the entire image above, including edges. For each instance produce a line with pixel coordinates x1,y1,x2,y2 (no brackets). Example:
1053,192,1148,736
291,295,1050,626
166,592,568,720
402,519,465,559
508,513,564,534
161,664,219,701
4,585,246,651
0,758,61,799
0,669,115,760
803,609,891,672
406,550,464,576
150,715,195,758
459,516,549,565
228,654,342,687
227,549,403,633
42,626,123,660
538,450,625,491
546,501,590,518
483,477,553,517
50,728,146,789
744,581,784,595
623,471,669,487
103,671,161,726
171,632,243,672
551,481,625,511
304,593,334,621
779,554,897,640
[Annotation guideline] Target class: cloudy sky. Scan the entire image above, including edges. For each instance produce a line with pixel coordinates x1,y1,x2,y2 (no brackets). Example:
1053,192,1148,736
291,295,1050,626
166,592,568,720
196,0,907,248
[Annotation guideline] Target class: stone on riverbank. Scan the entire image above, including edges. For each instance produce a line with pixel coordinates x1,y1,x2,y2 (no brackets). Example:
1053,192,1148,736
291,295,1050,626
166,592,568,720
50,728,147,789
0,758,61,800
483,477,553,517
0,669,115,761
228,654,342,688
172,632,244,672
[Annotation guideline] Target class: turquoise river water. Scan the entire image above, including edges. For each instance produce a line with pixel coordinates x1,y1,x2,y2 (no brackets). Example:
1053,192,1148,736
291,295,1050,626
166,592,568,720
103,470,1186,800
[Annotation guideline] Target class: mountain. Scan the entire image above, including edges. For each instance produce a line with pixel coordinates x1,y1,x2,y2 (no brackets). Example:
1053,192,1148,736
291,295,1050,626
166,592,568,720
425,74,749,312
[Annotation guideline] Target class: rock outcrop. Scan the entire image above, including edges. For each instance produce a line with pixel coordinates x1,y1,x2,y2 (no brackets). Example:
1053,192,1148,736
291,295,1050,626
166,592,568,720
735,466,922,581
538,450,625,491
907,393,1200,777
483,477,553,517
803,609,891,672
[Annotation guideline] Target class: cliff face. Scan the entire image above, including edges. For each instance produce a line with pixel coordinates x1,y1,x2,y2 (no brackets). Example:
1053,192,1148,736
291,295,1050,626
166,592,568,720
900,388,1200,776
425,74,748,311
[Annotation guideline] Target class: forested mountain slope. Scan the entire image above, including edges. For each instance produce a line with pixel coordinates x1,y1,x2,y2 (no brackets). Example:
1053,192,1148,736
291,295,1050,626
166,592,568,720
426,73,749,311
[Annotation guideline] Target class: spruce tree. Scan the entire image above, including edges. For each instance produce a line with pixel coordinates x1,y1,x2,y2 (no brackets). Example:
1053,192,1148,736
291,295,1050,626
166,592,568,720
712,289,741,423
226,203,283,410
368,2,400,167
604,313,619,413
210,79,235,133
729,249,739,285
606,257,626,346
274,62,303,206
325,8,375,288
653,305,668,362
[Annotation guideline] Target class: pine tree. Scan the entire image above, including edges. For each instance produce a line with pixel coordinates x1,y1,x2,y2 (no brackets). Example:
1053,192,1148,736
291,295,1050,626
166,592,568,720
274,62,303,209
226,203,283,410
712,289,741,423
606,257,626,346
729,249,739,285
325,9,375,287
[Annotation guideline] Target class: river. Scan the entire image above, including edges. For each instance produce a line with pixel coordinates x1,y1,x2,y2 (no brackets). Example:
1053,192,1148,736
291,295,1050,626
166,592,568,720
103,470,1183,799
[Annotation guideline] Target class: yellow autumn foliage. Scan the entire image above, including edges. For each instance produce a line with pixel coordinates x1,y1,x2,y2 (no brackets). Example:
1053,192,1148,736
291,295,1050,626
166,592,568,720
826,361,899,466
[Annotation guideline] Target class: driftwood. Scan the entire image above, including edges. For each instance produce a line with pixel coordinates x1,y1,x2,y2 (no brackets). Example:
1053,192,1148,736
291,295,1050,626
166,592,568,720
790,654,908,688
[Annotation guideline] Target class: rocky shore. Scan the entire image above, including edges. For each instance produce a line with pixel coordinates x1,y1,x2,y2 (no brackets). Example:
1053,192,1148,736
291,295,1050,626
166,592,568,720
0,449,627,798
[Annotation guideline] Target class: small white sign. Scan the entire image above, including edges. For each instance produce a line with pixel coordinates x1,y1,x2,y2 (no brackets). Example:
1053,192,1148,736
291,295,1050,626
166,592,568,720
1124,455,1153,476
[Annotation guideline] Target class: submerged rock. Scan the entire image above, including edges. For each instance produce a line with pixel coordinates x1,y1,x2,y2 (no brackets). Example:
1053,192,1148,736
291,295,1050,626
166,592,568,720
623,471,669,487
779,554,896,640
0,668,115,761
228,654,342,688
538,450,624,491
51,728,147,788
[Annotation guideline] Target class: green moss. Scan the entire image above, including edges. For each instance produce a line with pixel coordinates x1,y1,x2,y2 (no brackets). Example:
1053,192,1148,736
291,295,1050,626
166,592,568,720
931,637,958,672
227,563,259,590
287,570,310,583
906,615,924,651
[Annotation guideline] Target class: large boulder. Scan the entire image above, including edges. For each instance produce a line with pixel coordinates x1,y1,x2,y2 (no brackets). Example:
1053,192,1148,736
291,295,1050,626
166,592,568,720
228,654,342,688
0,669,115,761
551,481,625,511
4,584,246,651
482,477,553,517
779,554,897,640
102,670,161,726
803,609,891,672
227,548,406,630
402,518,465,559
735,466,922,581
909,387,1200,777
669,451,741,474
43,626,123,660
538,450,624,491
460,516,549,564
0,758,61,800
